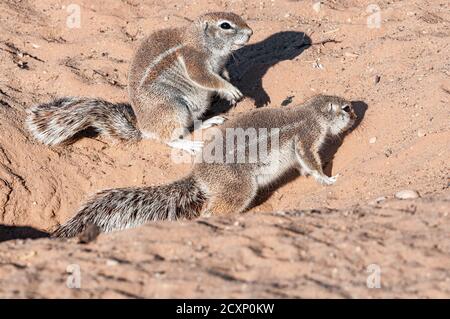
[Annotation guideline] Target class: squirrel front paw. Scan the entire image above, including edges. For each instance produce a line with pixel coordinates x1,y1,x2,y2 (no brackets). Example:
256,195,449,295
313,173,339,185
219,83,243,105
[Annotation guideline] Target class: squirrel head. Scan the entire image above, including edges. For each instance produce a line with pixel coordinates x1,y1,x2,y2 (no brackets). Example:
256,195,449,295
308,95,357,136
195,12,253,55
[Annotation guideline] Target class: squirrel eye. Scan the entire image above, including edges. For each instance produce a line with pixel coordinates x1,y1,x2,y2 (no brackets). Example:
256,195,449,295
342,105,351,113
220,22,232,30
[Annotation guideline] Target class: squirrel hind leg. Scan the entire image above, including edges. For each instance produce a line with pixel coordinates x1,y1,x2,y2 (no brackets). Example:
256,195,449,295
205,190,255,215
136,101,190,140
136,102,203,153
203,176,256,215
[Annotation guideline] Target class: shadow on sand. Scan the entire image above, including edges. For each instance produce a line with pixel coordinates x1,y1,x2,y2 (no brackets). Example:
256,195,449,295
0,224,49,243
207,31,312,116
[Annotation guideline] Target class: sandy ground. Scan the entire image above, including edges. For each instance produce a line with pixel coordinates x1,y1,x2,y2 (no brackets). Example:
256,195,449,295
0,0,449,298
1,194,450,298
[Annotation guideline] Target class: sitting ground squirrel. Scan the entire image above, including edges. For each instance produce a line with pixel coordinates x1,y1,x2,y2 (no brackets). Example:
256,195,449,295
52,95,357,238
26,12,253,153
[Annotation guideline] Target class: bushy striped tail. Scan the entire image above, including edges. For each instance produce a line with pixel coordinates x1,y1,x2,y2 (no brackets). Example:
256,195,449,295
26,97,141,145
52,176,207,238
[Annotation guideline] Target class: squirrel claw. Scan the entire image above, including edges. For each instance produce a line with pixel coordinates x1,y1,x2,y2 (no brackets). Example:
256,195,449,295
219,83,243,103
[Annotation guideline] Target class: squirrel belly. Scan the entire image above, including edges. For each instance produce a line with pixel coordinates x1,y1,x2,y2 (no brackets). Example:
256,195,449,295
26,97,141,145
52,175,206,238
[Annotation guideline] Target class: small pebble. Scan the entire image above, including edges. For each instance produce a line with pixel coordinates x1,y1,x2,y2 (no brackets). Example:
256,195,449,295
417,129,426,137
395,190,419,200
369,137,377,144
369,196,386,205
106,259,119,266
313,61,324,69
344,52,359,58
374,75,381,84
312,2,322,13
384,148,393,157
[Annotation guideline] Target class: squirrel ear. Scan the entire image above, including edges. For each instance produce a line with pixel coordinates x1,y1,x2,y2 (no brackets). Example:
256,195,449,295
203,21,209,32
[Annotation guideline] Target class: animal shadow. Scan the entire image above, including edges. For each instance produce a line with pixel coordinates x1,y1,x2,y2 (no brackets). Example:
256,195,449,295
208,31,312,116
0,224,49,243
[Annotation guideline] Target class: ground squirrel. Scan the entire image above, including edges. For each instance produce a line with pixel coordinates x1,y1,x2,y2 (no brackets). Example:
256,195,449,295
52,95,357,237
26,12,253,153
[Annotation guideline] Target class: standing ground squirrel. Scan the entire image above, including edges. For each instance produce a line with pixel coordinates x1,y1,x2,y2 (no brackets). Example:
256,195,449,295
26,12,253,153
52,95,357,238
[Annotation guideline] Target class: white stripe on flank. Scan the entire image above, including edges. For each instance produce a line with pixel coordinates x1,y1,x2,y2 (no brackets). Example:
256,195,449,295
139,44,184,88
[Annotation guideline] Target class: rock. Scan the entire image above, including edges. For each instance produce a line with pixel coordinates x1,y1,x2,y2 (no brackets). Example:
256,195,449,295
369,196,386,205
106,259,119,266
369,137,377,144
345,52,359,58
417,129,426,137
384,148,393,157
374,75,381,84
312,2,322,13
395,190,420,200
313,61,324,69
